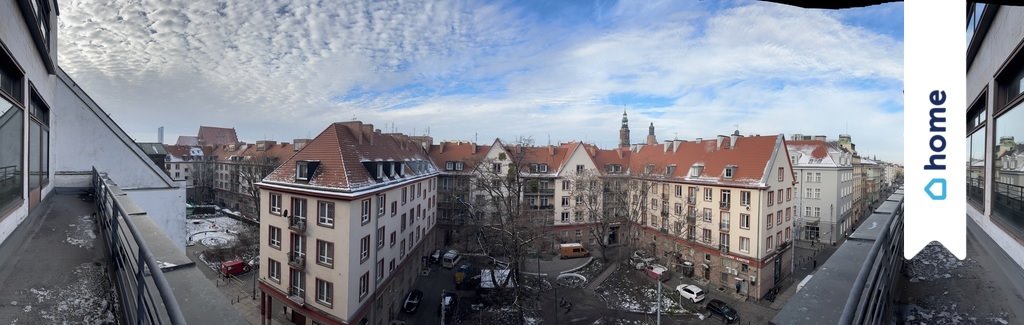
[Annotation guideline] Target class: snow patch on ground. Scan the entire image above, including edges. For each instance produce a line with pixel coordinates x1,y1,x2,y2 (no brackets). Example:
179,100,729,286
595,268,684,314
22,263,116,324
65,214,97,249
186,216,246,246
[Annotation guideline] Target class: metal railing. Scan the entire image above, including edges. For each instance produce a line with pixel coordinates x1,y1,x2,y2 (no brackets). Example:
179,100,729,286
92,168,187,325
288,216,307,233
719,201,731,210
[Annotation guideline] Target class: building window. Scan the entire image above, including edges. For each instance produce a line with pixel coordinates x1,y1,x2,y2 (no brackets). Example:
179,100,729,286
740,213,750,229
778,167,784,182
269,226,281,248
268,259,281,282
292,198,307,220
361,199,371,224
390,231,397,247
767,214,774,229
389,259,396,272
768,191,774,206
704,188,712,201
561,212,570,223
739,237,750,253
377,227,386,249
968,92,987,210
317,200,334,227
360,235,370,263
27,92,48,192
777,210,783,225
576,164,585,174
814,188,821,199
785,227,792,242
268,192,280,212
391,201,398,216
400,239,406,258
377,259,385,281
703,208,712,222
766,236,774,253
316,240,333,267
359,272,369,299
740,191,750,206
562,180,571,190
315,279,333,306
296,161,310,180
720,190,731,206
675,185,683,197
289,269,305,299
786,188,792,201
377,194,386,216
993,89,1024,231
785,208,791,221
492,162,501,173
702,229,712,243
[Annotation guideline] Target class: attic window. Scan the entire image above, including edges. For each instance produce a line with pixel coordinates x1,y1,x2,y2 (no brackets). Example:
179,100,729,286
724,165,736,179
644,164,654,174
445,161,464,171
689,165,704,177
606,164,622,173
531,164,548,173
666,165,676,176
295,161,319,181
257,143,266,151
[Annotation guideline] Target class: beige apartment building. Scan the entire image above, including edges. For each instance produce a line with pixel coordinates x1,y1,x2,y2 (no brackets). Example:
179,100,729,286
257,121,439,325
628,134,796,300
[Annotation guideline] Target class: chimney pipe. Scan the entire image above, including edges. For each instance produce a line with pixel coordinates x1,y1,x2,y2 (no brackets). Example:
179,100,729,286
158,127,164,144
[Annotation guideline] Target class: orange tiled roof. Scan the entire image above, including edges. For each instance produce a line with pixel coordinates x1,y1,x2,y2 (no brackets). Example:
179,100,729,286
627,135,780,185
428,141,491,172
197,126,239,146
263,122,435,191
785,140,829,159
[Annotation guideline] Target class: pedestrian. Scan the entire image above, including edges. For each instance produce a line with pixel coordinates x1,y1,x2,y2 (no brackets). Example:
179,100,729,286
813,259,817,268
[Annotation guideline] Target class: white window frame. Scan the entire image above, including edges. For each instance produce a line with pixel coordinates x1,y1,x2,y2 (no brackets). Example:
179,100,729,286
316,279,332,306
360,236,370,262
268,259,281,282
361,199,371,224
318,200,334,226
269,226,281,248
317,240,333,267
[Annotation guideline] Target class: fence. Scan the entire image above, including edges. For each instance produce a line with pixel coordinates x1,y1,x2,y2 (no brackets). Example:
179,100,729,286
92,168,187,324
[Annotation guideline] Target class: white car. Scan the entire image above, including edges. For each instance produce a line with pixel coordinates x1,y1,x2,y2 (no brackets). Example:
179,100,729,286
676,284,706,303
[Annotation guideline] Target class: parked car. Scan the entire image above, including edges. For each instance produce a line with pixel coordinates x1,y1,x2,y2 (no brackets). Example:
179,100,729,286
675,284,706,303
645,263,671,281
706,299,739,323
628,251,656,269
219,259,248,277
442,250,461,269
439,291,459,323
558,243,590,259
402,289,423,313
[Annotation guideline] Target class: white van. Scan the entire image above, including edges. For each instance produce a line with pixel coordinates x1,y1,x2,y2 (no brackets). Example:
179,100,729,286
441,250,461,269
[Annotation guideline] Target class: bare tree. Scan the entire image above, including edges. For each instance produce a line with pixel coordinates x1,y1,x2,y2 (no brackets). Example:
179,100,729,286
239,154,279,220
463,137,550,323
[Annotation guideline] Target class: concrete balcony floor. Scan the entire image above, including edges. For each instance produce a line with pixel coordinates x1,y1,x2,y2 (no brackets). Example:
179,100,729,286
0,192,119,324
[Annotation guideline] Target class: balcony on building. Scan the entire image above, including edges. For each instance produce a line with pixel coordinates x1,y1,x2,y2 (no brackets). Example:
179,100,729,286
720,220,730,232
287,288,306,306
720,200,731,211
719,243,730,254
288,251,306,270
687,195,697,205
288,215,307,233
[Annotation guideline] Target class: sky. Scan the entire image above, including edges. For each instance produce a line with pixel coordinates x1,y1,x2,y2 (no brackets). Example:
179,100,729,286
56,0,904,163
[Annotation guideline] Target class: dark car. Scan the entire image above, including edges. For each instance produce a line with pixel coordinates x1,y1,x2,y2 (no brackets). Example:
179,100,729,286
706,299,739,323
402,289,423,313
439,291,459,324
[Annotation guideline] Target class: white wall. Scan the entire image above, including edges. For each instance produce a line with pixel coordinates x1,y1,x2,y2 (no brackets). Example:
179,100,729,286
124,187,187,249
53,70,186,248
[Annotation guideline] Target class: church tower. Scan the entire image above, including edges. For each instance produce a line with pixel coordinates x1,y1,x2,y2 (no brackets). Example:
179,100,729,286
646,122,657,145
619,110,630,148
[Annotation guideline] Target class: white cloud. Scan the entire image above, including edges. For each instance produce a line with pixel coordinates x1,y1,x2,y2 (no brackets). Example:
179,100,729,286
57,0,904,162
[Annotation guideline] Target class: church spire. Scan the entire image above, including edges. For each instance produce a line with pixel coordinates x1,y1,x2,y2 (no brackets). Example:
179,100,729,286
619,110,630,148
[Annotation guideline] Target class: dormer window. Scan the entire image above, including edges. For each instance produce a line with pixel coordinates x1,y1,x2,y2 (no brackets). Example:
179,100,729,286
295,161,319,181
531,164,548,173
644,164,654,174
666,165,676,176
606,164,622,173
689,164,704,177
724,165,736,179
445,161,464,171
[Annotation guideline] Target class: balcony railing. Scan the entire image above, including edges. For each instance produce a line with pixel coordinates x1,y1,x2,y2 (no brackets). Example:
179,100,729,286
687,196,696,205
288,252,306,270
719,221,730,231
92,168,187,325
526,188,555,194
287,287,305,306
719,244,730,254
288,217,307,233
686,212,697,223
720,201,730,210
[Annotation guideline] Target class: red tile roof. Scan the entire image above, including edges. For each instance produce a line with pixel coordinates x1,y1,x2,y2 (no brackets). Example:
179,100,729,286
263,122,435,191
629,136,780,185
176,136,199,146
197,126,239,146
165,144,194,158
427,141,491,173
785,140,829,159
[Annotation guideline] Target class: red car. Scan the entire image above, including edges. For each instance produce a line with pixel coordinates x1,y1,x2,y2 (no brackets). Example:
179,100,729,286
220,259,248,277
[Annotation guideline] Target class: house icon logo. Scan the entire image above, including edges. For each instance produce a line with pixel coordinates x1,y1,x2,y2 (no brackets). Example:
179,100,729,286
925,178,946,200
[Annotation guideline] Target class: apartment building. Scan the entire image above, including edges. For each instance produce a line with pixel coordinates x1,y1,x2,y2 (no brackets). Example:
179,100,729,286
966,3,1024,269
258,121,440,325
628,134,796,300
787,139,855,244
429,141,490,249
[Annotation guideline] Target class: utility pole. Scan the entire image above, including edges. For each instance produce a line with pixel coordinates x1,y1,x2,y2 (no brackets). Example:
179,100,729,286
656,277,662,325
